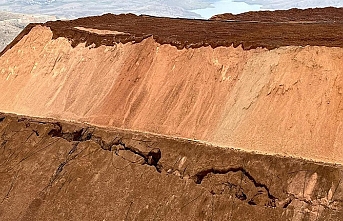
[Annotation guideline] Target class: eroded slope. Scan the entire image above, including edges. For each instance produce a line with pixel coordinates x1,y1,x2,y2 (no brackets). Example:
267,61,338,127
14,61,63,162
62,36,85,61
0,24,343,164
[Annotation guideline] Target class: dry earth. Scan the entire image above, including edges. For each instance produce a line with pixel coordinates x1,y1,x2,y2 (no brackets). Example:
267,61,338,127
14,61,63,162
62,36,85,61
0,8,343,220
210,7,343,22
1,20,343,163
0,113,342,220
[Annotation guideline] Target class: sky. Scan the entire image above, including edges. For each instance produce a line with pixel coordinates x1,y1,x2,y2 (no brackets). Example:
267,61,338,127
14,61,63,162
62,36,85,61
0,0,342,19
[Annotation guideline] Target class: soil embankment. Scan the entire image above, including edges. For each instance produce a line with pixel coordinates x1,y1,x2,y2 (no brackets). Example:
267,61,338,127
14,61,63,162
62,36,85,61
2,11,343,56
0,113,342,220
1,7,343,220
1,16,343,163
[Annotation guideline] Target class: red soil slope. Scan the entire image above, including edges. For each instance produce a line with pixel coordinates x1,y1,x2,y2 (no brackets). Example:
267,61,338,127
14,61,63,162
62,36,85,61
0,113,342,220
1,8,343,221
0,9,343,165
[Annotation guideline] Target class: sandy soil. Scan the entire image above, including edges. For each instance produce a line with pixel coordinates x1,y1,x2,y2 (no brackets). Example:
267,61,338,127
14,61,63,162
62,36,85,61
0,113,342,220
1,10,343,220
0,24,343,164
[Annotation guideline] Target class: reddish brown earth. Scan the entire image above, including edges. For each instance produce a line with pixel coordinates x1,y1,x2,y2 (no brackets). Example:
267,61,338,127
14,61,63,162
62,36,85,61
1,7,343,220
211,7,343,22
2,9,343,55
0,113,343,220
1,25,343,163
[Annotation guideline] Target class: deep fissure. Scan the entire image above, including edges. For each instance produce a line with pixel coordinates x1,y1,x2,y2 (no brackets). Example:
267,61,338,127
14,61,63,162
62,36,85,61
192,167,277,207
46,122,280,208
47,125,163,172
45,122,284,208
43,120,339,210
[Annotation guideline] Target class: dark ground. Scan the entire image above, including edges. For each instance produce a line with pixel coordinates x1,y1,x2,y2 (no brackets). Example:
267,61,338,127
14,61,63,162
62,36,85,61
0,113,342,220
2,7,343,57
211,7,343,22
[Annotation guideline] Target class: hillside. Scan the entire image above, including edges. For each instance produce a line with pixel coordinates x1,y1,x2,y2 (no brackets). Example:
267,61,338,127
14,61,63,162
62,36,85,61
1,12,343,164
0,113,342,220
1,8,343,220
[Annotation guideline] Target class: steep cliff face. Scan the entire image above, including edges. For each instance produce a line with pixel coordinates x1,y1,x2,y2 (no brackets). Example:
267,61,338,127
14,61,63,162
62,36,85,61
1,10,343,221
1,113,343,220
1,19,343,164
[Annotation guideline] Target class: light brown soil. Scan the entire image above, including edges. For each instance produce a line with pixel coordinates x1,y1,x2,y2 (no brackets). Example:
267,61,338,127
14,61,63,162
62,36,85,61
1,25,343,164
0,112,342,220
1,8,343,220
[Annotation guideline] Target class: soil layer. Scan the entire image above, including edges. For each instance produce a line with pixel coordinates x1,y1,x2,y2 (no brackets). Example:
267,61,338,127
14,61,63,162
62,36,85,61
0,112,342,220
211,7,343,22
2,7,343,56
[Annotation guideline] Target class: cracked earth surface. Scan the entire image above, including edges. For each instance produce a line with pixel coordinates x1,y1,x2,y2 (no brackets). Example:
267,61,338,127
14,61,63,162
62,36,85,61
0,113,342,220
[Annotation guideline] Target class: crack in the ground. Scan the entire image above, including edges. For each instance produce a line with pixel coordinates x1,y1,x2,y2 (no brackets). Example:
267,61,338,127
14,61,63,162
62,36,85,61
33,130,39,136
192,167,277,208
286,193,339,211
1,169,19,203
48,123,85,142
0,114,342,220
282,197,293,208
45,142,81,190
47,125,163,172
113,139,162,172
42,121,341,212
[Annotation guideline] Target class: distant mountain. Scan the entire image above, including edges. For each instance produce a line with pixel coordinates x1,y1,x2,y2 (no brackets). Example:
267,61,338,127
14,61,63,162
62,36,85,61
0,0,342,19
0,0,209,19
